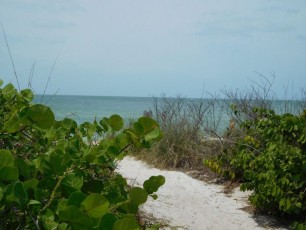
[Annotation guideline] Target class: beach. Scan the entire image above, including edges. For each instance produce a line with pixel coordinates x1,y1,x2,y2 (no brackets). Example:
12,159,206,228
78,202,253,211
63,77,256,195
116,157,288,230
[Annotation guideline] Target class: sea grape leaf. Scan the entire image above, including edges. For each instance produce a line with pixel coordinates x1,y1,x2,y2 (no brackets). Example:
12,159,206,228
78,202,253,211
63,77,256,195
67,191,87,207
82,180,104,194
98,213,117,230
0,149,15,168
138,117,158,133
23,179,39,191
61,174,83,195
38,175,57,190
143,175,165,194
113,218,140,230
59,206,93,229
5,184,18,203
2,83,16,100
114,133,130,149
14,182,28,206
50,151,70,176
62,118,77,130
144,128,162,142
129,187,148,205
124,130,139,143
20,89,34,102
27,200,41,206
133,122,144,136
87,123,96,139
99,117,109,131
2,115,28,133
27,104,55,129
107,146,120,155
81,193,109,219
109,114,124,131
15,159,32,179
41,211,58,230
57,223,68,230
0,166,19,181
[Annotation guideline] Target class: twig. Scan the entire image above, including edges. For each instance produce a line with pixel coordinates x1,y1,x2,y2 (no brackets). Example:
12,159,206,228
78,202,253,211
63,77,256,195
41,53,60,103
40,165,74,213
26,209,41,230
28,61,36,91
1,22,20,91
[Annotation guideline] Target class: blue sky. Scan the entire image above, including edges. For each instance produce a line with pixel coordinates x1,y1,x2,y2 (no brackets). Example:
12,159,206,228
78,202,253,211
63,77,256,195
0,0,305,98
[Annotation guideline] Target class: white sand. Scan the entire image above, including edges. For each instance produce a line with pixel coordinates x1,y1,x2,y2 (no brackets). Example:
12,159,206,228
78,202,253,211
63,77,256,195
116,157,288,230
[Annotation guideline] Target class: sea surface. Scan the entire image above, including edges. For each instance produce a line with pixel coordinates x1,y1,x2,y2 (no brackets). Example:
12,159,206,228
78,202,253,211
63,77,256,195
33,95,155,124
33,95,304,134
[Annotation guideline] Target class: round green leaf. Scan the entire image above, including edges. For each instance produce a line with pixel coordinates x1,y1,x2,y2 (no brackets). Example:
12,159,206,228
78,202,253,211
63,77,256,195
143,175,165,194
144,128,162,142
23,179,39,191
2,83,16,100
20,89,34,102
81,193,109,219
98,213,117,230
113,218,140,230
109,114,124,131
138,117,158,133
27,104,55,129
129,187,148,205
68,191,87,207
14,182,28,206
99,117,109,131
2,114,29,133
0,149,14,168
61,174,83,196
0,166,19,181
59,206,93,228
62,118,77,130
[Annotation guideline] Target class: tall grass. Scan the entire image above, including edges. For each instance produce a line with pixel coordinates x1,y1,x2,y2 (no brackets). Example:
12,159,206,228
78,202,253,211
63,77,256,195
131,75,306,172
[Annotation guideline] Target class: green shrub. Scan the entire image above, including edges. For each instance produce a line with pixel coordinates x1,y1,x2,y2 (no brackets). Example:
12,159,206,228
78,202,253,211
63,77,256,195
0,79,164,229
206,107,306,226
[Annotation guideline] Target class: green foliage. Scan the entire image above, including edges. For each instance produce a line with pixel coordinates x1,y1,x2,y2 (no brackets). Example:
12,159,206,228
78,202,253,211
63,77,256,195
205,106,306,226
0,80,164,229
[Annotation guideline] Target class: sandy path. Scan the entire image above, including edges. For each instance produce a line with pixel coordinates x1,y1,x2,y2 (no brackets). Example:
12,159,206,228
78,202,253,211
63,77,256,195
116,157,287,230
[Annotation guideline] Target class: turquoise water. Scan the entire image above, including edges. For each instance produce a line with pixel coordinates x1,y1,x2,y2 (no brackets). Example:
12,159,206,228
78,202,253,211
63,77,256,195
33,95,304,134
33,95,154,124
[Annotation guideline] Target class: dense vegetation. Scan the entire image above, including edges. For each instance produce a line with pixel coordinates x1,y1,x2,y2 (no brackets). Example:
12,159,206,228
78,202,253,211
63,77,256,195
134,76,306,229
0,79,164,229
205,106,306,229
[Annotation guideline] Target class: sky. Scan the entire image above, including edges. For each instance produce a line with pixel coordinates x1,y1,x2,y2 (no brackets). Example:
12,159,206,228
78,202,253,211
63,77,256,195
0,0,305,98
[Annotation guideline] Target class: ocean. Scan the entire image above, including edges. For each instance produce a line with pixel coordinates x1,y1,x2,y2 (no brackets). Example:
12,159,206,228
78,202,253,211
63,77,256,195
33,95,155,124
33,95,304,135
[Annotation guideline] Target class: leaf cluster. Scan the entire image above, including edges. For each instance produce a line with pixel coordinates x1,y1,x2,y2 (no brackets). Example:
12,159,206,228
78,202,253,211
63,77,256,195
0,79,164,230
205,106,306,228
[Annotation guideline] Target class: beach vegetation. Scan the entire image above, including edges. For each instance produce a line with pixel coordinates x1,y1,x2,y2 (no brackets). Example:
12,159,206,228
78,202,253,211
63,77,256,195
131,94,223,170
205,107,306,228
130,75,306,227
0,79,164,229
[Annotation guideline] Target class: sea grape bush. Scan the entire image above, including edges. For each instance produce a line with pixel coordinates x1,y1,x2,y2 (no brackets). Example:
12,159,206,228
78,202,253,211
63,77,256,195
205,106,306,228
0,79,165,229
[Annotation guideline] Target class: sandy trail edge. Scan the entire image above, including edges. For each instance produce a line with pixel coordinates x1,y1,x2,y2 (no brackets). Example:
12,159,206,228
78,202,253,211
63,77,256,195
116,157,288,230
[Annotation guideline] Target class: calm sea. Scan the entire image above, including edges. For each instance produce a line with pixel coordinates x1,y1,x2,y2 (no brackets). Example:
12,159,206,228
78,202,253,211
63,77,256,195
33,95,304,134
33,95,155,124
